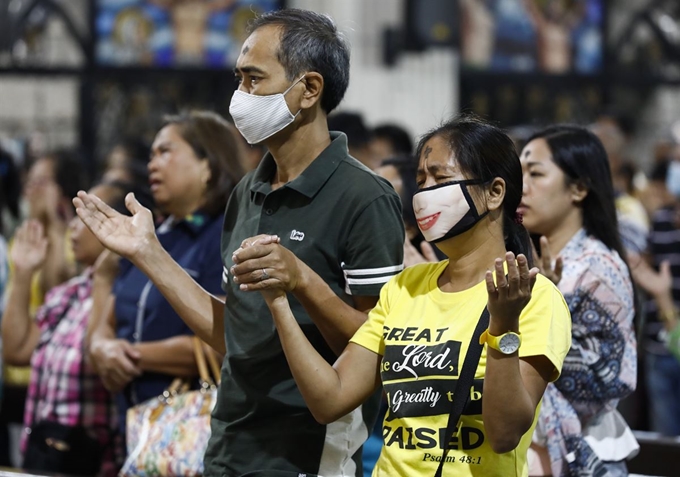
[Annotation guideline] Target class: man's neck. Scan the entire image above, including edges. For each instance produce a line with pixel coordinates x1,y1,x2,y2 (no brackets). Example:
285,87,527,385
266,115,331,189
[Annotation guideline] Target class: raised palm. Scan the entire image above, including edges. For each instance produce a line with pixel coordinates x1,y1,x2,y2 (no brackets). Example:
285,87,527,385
73,191,157,261
630,254,672,300
11,220,48,274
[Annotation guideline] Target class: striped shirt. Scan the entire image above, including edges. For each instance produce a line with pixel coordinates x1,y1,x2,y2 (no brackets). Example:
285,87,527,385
644,205,680,355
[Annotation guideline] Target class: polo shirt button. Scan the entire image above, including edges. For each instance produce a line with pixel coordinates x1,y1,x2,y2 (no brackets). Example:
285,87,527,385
265,208,274,216
133,332,139,340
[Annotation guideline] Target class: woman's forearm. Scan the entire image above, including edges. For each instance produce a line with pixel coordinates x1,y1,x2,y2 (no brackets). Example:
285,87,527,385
134,335,199,377
86,279,116,349
1,270,41,365
269,296,356,423
482,348,537,453
39,226,74,295
482,317,546,454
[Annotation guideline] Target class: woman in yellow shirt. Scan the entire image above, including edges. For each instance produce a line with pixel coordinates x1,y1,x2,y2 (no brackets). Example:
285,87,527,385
236,115,572,476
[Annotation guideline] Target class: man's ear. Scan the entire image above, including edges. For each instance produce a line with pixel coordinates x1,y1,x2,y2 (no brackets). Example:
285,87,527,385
486,177,506,212
570,181,588,205
299,72,324,110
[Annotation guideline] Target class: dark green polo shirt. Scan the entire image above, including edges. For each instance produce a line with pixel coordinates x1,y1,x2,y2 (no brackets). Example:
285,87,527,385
204,133,404,477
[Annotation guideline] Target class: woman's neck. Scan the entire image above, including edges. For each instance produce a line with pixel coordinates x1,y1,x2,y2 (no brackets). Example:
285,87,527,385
437,219,508,293
543,209,583,256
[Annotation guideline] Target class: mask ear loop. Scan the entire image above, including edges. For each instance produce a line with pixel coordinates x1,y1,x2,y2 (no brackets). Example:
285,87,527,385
282,75,307,96
463,178,495,221
283,75,307,118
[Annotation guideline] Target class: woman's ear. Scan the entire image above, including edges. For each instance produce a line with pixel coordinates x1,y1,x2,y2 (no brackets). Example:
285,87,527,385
569,181,588,205
486,177,506,212
299,72,324,110
200,159,212,186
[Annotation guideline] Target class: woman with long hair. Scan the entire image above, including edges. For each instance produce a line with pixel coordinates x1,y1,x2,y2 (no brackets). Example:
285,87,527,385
242,115,572,476
519,125,638,477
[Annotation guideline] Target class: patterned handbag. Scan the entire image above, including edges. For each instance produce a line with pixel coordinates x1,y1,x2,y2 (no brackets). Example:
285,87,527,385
120,337,221,477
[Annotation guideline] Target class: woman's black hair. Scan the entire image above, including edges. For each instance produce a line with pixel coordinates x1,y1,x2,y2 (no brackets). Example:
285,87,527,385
0,147,20,236
380,155,419,232
526,125,627,261
415,114,533,261
48,148,89,204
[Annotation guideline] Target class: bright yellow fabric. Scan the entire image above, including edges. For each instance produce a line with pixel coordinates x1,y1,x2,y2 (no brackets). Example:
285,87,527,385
350,261,571,477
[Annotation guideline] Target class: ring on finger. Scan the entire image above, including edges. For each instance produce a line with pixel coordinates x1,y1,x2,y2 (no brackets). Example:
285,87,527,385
261,268,269,281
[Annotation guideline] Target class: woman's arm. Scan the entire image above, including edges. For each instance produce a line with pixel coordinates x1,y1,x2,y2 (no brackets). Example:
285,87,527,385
133,335,199,377
265,294,382,424
2,268,41,366
88,295,142,392
481,253,554,454
2,221,48,366
39,222,75,297
86,250,119,349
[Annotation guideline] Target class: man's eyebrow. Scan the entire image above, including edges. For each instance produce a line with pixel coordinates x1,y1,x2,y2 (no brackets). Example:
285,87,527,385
233,65,266,76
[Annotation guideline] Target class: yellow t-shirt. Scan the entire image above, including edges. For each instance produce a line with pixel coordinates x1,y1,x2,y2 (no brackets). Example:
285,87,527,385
350,261,572,477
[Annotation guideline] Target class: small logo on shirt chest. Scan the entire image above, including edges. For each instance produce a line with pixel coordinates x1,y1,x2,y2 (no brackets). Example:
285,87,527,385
290,229,305,241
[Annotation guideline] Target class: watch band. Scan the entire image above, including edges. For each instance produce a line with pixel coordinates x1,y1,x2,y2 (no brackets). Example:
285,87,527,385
479,329,522,354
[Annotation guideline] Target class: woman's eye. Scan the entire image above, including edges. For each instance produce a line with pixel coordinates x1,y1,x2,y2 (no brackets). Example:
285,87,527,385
529,172,543,177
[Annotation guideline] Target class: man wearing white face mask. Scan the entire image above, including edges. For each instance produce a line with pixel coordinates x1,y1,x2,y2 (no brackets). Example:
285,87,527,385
73,8,405,477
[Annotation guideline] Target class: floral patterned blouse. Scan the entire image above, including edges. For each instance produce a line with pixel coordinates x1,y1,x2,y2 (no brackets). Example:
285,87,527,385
536,229,637,476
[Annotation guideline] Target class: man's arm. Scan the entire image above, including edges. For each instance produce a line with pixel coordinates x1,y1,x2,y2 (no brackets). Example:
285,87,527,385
73,192,226,352
231,194,404,355
134,245,227,353
231,240,371,355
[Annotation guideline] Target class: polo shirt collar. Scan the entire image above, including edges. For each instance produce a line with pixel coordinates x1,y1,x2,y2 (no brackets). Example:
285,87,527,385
250,132,348,199
157,211,212,236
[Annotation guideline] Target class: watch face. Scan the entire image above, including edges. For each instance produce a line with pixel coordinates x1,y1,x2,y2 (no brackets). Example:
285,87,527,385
499,333,520,354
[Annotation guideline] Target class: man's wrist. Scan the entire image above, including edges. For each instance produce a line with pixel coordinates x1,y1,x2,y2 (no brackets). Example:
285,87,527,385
131,236,164,273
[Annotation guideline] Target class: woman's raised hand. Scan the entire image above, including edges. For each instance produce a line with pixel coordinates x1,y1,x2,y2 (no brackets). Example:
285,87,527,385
10,220,48,275
532,236,563,285
73,192,156,261
485,252,540,325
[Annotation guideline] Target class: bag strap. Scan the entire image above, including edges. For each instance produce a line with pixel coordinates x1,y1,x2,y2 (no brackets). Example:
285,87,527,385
192,336,214,386
203,344,222,386
434,307,490,477
192,336,222,386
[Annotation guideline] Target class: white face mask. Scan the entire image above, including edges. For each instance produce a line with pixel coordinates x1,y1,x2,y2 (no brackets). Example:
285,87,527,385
229,76,305,145
412,180,488,243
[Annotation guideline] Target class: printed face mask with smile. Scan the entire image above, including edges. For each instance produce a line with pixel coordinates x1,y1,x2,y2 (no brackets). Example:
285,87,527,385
412,179,489,243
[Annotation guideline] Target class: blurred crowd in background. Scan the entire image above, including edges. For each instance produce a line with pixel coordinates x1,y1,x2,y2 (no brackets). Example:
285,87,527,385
0,0,680,476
